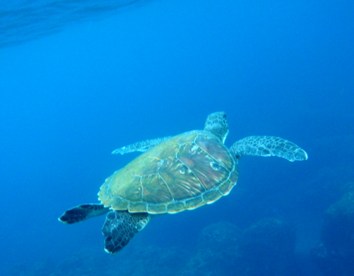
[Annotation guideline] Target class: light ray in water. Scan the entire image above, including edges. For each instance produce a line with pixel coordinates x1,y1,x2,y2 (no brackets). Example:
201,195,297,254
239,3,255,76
0,0,146,48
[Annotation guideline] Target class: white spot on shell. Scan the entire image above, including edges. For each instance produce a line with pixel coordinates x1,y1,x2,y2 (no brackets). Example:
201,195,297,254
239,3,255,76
190,144,199,153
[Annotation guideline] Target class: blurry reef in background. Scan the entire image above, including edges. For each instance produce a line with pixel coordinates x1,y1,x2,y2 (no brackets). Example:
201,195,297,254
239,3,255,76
11,178,354,275
311,181,354,276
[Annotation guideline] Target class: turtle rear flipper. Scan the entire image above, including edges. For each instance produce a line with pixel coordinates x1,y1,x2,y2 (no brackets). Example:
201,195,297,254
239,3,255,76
102,211,150,254
58,203,109,224
231,136,308,162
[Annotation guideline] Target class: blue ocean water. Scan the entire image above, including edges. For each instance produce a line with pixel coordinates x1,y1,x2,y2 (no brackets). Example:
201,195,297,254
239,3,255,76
0,0,353,275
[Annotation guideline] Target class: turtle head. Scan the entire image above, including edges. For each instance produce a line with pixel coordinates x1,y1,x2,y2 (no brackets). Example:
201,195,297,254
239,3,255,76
204,112,229,143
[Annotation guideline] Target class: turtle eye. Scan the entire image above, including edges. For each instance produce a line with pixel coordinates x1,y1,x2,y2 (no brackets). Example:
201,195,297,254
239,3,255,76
210,161,222,171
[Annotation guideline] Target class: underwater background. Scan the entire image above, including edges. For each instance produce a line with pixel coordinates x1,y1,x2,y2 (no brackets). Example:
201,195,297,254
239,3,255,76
0,0,353,275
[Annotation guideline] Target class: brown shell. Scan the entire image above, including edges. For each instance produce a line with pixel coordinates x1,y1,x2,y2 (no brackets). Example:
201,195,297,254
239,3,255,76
98,130,238,214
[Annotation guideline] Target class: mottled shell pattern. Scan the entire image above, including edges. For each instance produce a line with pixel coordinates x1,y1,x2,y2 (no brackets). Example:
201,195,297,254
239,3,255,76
98,130,238,214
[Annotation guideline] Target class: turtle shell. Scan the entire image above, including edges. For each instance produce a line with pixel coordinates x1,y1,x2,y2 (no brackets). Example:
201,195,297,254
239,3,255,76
98,130,238,214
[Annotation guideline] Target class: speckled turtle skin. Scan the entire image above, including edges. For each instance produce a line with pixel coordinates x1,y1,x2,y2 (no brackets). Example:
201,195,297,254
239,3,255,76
99,130,238,214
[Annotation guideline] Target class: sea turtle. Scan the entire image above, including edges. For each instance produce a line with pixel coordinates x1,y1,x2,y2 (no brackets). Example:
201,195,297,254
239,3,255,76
58,112,308,254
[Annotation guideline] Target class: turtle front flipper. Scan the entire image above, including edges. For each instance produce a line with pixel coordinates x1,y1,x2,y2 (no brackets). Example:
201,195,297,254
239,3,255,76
231,136,308,162
102,211,150,254
112,137,171,155
58,203,109,224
